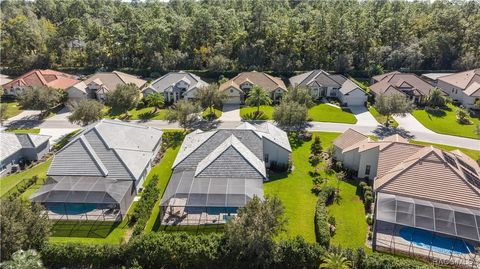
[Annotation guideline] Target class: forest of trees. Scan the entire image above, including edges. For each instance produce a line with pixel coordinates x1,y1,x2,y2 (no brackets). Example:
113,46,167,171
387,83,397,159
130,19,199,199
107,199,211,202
1,0,479,77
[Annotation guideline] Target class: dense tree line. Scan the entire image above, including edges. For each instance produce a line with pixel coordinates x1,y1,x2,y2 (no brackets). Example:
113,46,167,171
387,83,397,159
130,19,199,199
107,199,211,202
1,0,479,77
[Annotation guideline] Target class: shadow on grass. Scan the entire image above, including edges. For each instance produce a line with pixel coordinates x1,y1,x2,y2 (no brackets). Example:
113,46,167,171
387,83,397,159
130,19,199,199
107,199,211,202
425,107,447,118
242,111,268,120
138,110,159,121
267,171,289,182
51,220,120,238
288,132,305,150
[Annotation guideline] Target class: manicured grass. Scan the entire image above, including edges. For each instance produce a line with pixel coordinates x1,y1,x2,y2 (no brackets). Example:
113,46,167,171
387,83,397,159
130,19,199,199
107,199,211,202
411,104,480,139
5,128,41,134
104,106,168,120
368,106,398,128
240,105,274,120
308,104,357,124
0,159,52,197
1,100,22,119
410,140,480,161
202,107,222,120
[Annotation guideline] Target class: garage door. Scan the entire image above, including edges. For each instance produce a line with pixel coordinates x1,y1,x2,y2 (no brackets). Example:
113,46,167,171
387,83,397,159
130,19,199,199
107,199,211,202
345,97,365,106
224,96,241,105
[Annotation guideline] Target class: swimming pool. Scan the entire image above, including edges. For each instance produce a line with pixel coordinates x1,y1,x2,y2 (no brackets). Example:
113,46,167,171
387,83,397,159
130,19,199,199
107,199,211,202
46,203,98,215
399,227,475,255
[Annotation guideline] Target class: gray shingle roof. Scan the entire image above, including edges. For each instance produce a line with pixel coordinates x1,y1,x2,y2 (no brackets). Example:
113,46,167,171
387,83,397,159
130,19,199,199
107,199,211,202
0,132,51,160
289,70,345,88
142,71,208,94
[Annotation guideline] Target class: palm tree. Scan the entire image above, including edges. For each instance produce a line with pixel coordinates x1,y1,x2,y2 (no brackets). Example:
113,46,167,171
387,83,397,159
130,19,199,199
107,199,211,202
145,92,165,113
427,87,446,108
319,252,352,269
245,85,272,119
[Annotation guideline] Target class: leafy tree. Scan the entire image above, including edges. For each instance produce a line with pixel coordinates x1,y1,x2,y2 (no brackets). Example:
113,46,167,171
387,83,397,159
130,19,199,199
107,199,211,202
310,155,322,174
283,87,315,108
311,136,323,156
145,92,165,113
1,250,44,269
245,85,272,119
224,196,286,268
67,99,103,126
0,103,8,122
374,93,414,127
165,100,201,131
17,86,63,116
105,83,140,117
0,199,51,261
456,107,470,124
194,84,226,120
426,88,446,108
320,252,352,269
273,101,308,130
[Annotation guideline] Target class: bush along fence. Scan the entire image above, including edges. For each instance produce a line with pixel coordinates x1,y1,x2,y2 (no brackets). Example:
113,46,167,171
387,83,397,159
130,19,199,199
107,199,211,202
2,176,43,200
131,175,160,236
314,186,336,248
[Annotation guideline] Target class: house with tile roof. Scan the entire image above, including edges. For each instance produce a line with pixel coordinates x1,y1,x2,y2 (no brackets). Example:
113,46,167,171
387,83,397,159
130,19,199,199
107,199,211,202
141,71,209,103
290,70,368,106
219,71,287,104
436,69,480,108
30,119,162,220
332,129,480,263
160,122,291,225
67,71,147,103
369,72,438,103
2,69,79,97
0,132,51,176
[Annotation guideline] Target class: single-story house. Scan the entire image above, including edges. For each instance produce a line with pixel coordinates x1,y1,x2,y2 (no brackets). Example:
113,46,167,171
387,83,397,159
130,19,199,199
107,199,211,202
0,132,51,176
2,69,79,97
333,129,480,265
420,73,454,86
30,119,163,220
160,122,291,225
67,71,146,103
219,71,287,104
436,69,480,108
369,72,438,103
0,74,12,86
141,71,209,103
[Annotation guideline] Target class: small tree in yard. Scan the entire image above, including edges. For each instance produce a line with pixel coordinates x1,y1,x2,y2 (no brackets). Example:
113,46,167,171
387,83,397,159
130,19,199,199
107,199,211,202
195,84,226,120
311,136,323,156
456,107,471,124
427,88,447,108
283,87,315,108
0,199,51,261
105,83,140,117
68,99,103,126
273,101,308,130
224,196,286,268
145,92,164,113
320,252,352,269
17,86,63,116
0,103,7,123
245,85,272,119
310,155,322,174
166,99,201,131
374,93,414,126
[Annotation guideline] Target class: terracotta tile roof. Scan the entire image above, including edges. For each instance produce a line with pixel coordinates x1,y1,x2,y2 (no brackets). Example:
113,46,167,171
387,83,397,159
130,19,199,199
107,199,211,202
2,69,79,90
382,134,408,143
219,71,286,93
369,73,435,97
437,68,480,90
332,129,368,150
376,143,424,178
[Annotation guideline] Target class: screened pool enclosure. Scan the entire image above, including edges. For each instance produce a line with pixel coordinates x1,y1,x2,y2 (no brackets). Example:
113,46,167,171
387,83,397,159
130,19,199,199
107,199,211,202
375,193,480,268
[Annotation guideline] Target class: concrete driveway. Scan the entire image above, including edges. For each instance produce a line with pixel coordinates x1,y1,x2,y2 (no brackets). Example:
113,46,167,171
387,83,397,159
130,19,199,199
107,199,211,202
220,104,241,122
349,106,378,127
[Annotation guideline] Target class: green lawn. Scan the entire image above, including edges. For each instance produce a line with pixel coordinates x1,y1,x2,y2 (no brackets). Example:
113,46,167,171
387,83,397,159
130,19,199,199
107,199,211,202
202,107,222,120
0,159,52,197
368,106,398,128
410,140,480,161
5,128,41,134
411,104,479,139
104,106,167,120
240,105,274,120
308,104,357,124
1,101,22,119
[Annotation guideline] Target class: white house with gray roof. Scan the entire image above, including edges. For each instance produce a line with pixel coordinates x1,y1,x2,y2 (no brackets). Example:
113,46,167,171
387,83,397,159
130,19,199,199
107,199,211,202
289,70,367,106
142,71,209,103
30,119,163,220
1,132,51,176
160,122,291,225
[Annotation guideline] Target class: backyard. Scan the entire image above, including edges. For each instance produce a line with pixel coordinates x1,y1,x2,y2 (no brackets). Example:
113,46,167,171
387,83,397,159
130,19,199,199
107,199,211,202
308,104,357,124
0,159,52,198
411,104,480,139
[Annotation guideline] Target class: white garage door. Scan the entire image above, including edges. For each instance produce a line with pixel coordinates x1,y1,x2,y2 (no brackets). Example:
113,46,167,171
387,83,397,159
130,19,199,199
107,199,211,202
224,96,241,105
344,96,365,106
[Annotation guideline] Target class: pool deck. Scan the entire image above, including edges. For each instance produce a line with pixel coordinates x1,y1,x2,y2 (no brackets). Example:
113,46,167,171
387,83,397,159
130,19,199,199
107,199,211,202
44,208,121,222
162,212,236,226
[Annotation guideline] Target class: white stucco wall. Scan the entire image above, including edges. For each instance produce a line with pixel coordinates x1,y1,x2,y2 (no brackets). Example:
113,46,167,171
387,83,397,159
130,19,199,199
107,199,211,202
437,80,475,107
357,148,379,180
67,87,87,102
339,89,367,106
263,139,290,168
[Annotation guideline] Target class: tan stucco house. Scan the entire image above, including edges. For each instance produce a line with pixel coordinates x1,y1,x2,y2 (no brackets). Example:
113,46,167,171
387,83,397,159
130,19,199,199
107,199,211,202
436,69,480,108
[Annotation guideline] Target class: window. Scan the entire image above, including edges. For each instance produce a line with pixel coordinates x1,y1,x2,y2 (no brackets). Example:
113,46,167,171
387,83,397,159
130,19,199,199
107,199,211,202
365,165,371,175
264,154,269,163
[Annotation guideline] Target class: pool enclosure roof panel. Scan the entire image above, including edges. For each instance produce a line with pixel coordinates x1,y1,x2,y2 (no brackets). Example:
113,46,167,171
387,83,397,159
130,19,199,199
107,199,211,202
30,176,132,204
376,192,480,242
160,170,264,208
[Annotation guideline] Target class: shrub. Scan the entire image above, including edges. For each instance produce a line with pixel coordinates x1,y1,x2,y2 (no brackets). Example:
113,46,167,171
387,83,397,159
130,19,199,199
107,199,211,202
366,214,373,226
131,175,160,236
41,243,122,269
328,215,336,226
311,184,322,195
314,187,336,248
456,107,471,124
274,236,325,269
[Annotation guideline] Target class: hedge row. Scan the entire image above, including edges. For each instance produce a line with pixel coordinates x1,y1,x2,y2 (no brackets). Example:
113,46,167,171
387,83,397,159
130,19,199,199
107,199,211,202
131,175,160,236
314,186,336,248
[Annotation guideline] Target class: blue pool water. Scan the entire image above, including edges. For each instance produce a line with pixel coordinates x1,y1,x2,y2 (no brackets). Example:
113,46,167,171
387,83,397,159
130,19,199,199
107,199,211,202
399,227,475,255
46,203,98,215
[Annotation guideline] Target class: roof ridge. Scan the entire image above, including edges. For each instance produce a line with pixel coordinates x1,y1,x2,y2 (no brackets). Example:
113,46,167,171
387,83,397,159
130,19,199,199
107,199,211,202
79,135,109,176
172,130,218,168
